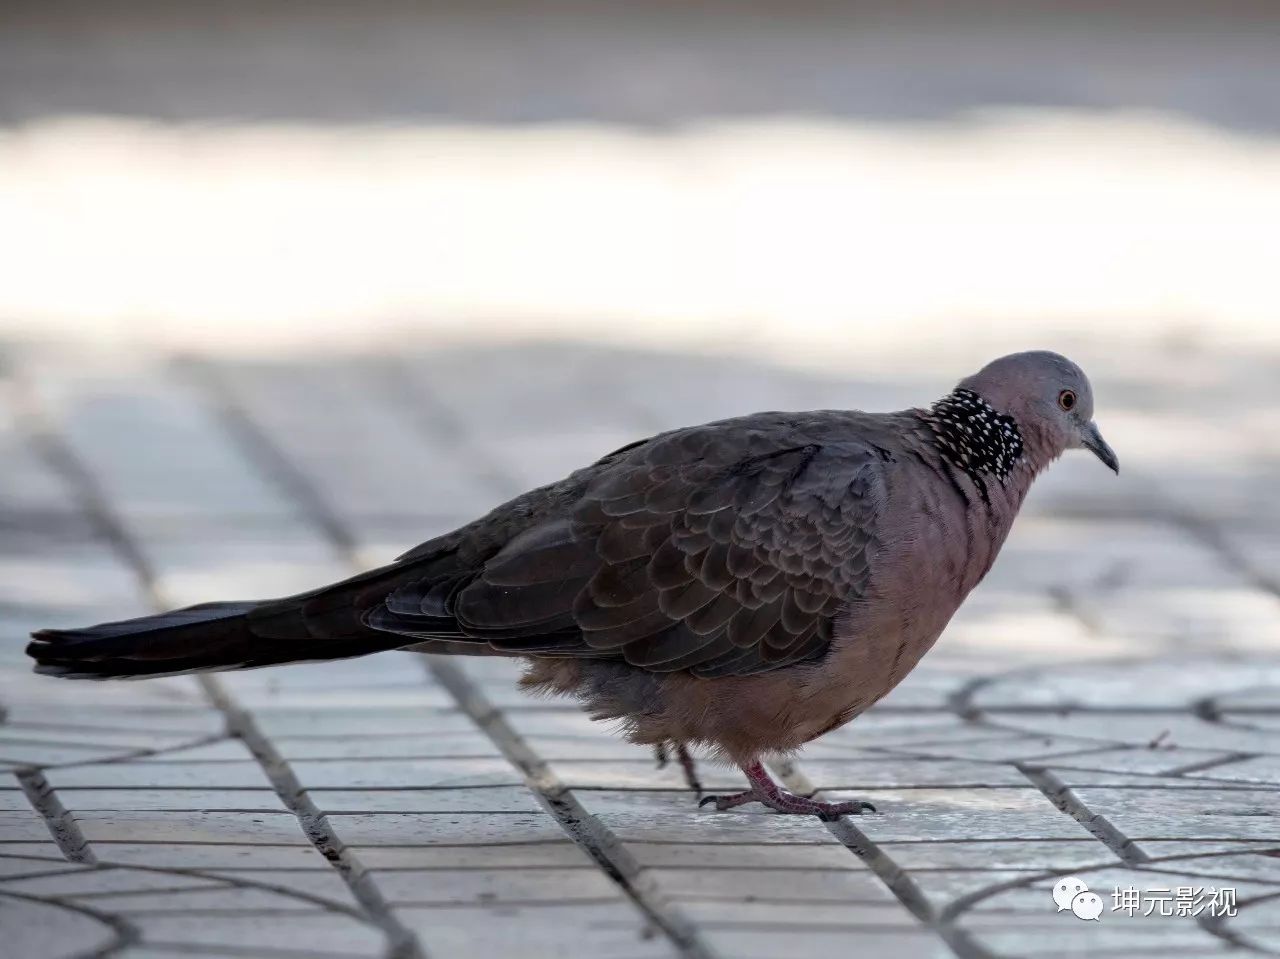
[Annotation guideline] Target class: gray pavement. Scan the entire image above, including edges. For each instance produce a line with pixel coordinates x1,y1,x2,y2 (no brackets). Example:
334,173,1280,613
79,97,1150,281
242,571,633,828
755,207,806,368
1,337,1278,958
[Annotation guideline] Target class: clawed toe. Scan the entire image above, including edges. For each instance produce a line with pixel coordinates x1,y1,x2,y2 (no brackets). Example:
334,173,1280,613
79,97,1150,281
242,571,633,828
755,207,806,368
816,799,876,820
696,762,878,818
698,790,755,812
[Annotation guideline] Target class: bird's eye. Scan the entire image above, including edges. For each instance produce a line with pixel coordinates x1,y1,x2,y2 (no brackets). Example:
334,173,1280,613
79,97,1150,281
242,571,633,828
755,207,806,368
1058,389,1077,412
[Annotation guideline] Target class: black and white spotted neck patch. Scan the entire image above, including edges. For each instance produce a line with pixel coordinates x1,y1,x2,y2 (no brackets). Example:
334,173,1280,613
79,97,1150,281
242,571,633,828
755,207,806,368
925,388,1024,483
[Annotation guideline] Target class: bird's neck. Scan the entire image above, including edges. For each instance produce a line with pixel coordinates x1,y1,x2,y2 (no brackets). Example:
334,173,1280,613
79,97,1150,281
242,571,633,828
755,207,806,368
922,389,1025,486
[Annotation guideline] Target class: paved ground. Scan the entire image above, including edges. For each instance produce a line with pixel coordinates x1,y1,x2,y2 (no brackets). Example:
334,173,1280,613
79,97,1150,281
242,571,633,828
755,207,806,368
1,336,1278,958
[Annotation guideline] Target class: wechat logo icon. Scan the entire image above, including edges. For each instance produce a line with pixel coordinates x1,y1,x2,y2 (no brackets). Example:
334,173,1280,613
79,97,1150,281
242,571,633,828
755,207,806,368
1052,876,1102,921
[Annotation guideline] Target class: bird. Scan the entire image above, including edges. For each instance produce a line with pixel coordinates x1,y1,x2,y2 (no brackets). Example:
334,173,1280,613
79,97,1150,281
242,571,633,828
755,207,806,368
28,350,1118,818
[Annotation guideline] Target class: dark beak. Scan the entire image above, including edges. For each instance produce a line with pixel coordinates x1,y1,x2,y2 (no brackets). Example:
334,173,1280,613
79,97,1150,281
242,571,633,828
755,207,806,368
1081,421,1119,474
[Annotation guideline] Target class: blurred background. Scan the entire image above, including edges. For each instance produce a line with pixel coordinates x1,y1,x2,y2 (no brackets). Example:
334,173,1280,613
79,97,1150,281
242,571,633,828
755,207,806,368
2,0,1279,357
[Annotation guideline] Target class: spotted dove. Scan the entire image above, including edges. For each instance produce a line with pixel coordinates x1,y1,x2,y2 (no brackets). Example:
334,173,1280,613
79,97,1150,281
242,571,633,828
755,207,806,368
29,351,1118,817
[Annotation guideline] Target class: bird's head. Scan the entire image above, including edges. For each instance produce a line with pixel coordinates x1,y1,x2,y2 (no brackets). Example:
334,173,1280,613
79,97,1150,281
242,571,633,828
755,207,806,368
957,350,1118,475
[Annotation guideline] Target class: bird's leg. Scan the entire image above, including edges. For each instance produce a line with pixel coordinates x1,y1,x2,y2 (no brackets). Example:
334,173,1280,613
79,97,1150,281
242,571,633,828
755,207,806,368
699,761,875,820
675,744,703,795
654,743,703,795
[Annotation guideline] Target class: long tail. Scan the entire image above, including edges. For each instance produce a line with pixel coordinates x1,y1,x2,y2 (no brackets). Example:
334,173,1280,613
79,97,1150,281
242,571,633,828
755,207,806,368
28,592,413,680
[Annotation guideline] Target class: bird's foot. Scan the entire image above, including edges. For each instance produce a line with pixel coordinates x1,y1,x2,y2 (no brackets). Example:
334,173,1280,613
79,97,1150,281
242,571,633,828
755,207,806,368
654,743,703,796
697,760,875,820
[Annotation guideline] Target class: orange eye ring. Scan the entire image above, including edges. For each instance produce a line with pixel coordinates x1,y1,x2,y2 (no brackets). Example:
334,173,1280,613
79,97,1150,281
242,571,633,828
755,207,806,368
1058,389,1077,412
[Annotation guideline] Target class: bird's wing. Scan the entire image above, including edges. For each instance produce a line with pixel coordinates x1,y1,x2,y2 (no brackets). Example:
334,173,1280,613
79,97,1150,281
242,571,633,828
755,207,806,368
367,416,888,677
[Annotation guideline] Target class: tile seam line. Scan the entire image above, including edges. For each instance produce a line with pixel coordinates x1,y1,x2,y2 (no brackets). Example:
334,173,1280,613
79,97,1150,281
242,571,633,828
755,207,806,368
376,353,730,956
197,673,427,959
187,357,714,959
425,656,717,959
768,759,996,959
14,768,98,864
11,366,423,959
1016,763,1151,866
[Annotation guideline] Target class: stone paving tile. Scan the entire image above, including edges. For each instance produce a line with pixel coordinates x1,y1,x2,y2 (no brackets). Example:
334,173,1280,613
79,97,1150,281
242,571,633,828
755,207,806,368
129,740,261,762
72,811,313,845
1140,839,1280,859
574,791,847,845
0,788,37,812
353,841,593,870
290,758,526,790
1,704,225,736
46,762,276,790
959,922,1236,959
316,787,543,814
1066,783,1280,844
679,899,920,928
0,855,88,879
551,760,758,792
973,658,1280,711
52,789,287,812
0,812,69,842
112,951,346,959
866,734,1130,764
335,812,569,847
80,885,332,914
130,913,387,956
0,725,206,752
801,756,1089,786
644,866,894,905
629,843,864,870
835,788,1096,842
981,711,1280,755
873,840,1122,870
1187,755,1280,786
205,868,362,905
0,740,140,766
272,732,501,761
1025,746,1242,778
703,928,956,959
394,902,679,959
1,867,225,896
249,707,483,738
0,896,117,959
0,842,84,861
369,866,620,905
1142,851,1280,883
94,844,332,870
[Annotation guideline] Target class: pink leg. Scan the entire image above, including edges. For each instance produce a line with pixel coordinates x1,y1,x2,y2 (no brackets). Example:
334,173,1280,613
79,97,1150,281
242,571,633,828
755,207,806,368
698,761,875,819
675,744,703,795
654,743,704,795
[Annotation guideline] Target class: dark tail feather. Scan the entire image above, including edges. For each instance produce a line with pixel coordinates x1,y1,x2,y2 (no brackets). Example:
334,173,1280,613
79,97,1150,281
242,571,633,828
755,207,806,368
29,601,269,679
27,596,412,680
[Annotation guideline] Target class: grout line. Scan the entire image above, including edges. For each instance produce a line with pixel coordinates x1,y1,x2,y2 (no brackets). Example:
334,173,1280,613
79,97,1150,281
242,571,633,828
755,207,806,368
188,357,713,959
378,354,725,954
197,675,425,959
9,371,162,606
15,768,97,864
1017,764,1151,865
426,656,717,959
767,759,993,959
0,888,139,956
175,358,361,558
1170,510,1280,602
1160,751,1260,777
366,358,517,503
12,368,423,959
